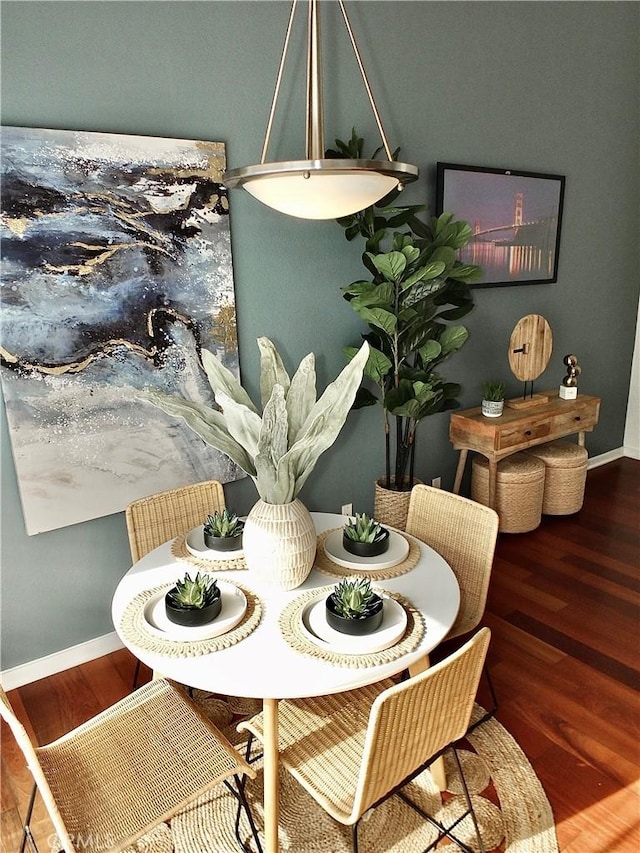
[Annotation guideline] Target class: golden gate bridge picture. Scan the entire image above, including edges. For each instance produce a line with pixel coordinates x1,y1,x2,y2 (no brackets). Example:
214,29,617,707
436,163,566,287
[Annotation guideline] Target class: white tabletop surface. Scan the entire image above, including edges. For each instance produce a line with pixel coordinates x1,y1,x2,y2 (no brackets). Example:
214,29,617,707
111,513,460,699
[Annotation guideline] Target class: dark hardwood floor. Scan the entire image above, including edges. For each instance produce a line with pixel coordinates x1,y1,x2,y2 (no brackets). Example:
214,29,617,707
2,458,639,852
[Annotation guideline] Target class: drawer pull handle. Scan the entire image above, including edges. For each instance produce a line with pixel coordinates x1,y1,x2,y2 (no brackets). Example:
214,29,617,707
525,430,532,436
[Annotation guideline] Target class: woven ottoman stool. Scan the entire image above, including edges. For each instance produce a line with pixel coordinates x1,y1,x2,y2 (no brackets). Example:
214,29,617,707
523,440,588,515
471,452,545,534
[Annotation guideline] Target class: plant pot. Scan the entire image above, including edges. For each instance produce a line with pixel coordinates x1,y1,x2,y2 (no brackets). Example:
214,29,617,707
482,399,504,418
165,591,222,627
242,498,316,590
203,528,244,551
373,477,423,531
342,527,389,557
325,593,384,635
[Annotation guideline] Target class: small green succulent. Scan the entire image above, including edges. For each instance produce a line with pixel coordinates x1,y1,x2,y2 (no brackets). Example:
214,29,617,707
331,577,379,619
203,509,244,538
166,572,219,610
482,380,506,402
343,513,386,544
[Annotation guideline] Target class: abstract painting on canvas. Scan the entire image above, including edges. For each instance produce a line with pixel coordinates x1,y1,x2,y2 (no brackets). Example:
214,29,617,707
1,126,244,534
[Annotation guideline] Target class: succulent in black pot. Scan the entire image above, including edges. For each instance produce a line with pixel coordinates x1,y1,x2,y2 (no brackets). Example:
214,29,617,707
203,509,244,551
165,572,221,627
342,513,389,557
326,577,384,636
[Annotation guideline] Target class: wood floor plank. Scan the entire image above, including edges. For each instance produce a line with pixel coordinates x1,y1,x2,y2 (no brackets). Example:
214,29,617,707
506,611,639,688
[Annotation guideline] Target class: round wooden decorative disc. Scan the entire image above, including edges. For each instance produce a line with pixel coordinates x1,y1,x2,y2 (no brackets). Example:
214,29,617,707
508,314,553,382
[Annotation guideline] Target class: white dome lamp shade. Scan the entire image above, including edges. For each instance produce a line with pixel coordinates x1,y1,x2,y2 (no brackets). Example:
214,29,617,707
222,0,418,220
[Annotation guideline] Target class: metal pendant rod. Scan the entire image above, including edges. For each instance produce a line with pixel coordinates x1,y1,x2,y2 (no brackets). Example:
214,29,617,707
306,0,325,160
260,0,299,164
259,0,397,167
337,0,394,161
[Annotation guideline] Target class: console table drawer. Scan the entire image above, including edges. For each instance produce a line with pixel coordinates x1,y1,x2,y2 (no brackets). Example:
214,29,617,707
496,421,551,450
550,408,599,436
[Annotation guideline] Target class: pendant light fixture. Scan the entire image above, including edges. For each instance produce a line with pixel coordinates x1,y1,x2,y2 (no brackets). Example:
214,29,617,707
222,0,418,220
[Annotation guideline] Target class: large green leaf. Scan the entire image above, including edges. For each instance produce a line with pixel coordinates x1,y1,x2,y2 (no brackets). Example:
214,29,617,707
357,306,397,336
427,245,457,269
201,349,258,413
418,339,442,365
213,391,262,462
352,386,379,409
370,251,407,282
350,282,394,310
439,325,469,355
257,337,290,410
255,384,291,503
144,390,257,478
282,342,369,497
286,353,316,444
344,345,390,384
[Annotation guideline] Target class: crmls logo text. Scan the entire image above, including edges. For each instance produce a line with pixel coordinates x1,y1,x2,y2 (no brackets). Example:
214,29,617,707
48,833,116,850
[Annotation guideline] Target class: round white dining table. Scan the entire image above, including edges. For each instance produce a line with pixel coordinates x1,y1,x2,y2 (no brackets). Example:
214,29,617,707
112,512,460,853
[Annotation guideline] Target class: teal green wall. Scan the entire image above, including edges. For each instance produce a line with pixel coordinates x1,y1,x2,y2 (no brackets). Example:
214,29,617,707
1,1,638,669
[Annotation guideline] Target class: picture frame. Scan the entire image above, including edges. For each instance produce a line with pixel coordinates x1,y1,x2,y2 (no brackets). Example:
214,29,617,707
436,162,566,287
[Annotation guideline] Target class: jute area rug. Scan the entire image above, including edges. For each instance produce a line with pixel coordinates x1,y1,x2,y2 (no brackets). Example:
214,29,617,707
125,701,559,853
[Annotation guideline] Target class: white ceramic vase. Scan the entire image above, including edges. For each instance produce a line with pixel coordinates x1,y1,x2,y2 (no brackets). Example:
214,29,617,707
242,498,316,590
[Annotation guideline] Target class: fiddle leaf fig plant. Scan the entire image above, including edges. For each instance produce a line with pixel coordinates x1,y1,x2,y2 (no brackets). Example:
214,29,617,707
144,337,369,505
330,130,482,492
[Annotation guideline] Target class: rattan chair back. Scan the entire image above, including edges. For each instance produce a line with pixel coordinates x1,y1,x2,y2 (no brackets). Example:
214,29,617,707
125,479,225,562
406,485,499,639
352,627,490,819
239,628,490,833
1,679,257,853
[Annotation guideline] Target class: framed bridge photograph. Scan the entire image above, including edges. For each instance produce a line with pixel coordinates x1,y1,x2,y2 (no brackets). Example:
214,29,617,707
436,162,566,287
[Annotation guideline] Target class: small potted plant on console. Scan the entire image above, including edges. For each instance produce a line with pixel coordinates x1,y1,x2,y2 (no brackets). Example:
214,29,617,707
165,572,221,627
325,577,384,636
343,513,389,557
481,380,506,418
203,509,244,551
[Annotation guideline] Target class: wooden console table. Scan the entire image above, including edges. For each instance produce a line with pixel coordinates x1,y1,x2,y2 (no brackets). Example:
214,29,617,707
449,392,601,509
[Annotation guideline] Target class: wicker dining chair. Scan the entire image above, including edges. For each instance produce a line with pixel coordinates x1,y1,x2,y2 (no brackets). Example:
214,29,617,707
125,479,226,687
239,628,491,853
1,678,262,853
405,484,500,725
125,479,226,563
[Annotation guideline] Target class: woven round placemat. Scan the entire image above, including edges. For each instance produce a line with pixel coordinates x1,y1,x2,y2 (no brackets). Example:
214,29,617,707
170,534,248,571
119,581,261,658
314,528,421,580
279,585,424,669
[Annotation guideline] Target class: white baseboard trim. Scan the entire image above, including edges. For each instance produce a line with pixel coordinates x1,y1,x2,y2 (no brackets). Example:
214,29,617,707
623,444,640,460
588,447,625,469
0,447,635,691
0,632,124,691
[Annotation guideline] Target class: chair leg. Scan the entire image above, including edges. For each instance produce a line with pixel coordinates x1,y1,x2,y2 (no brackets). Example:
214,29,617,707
467,663,498,733
19,783,39,853
452,745,485,853
243,732,264,765
226,773,263,853
351,821,359,853
396,745,482,853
